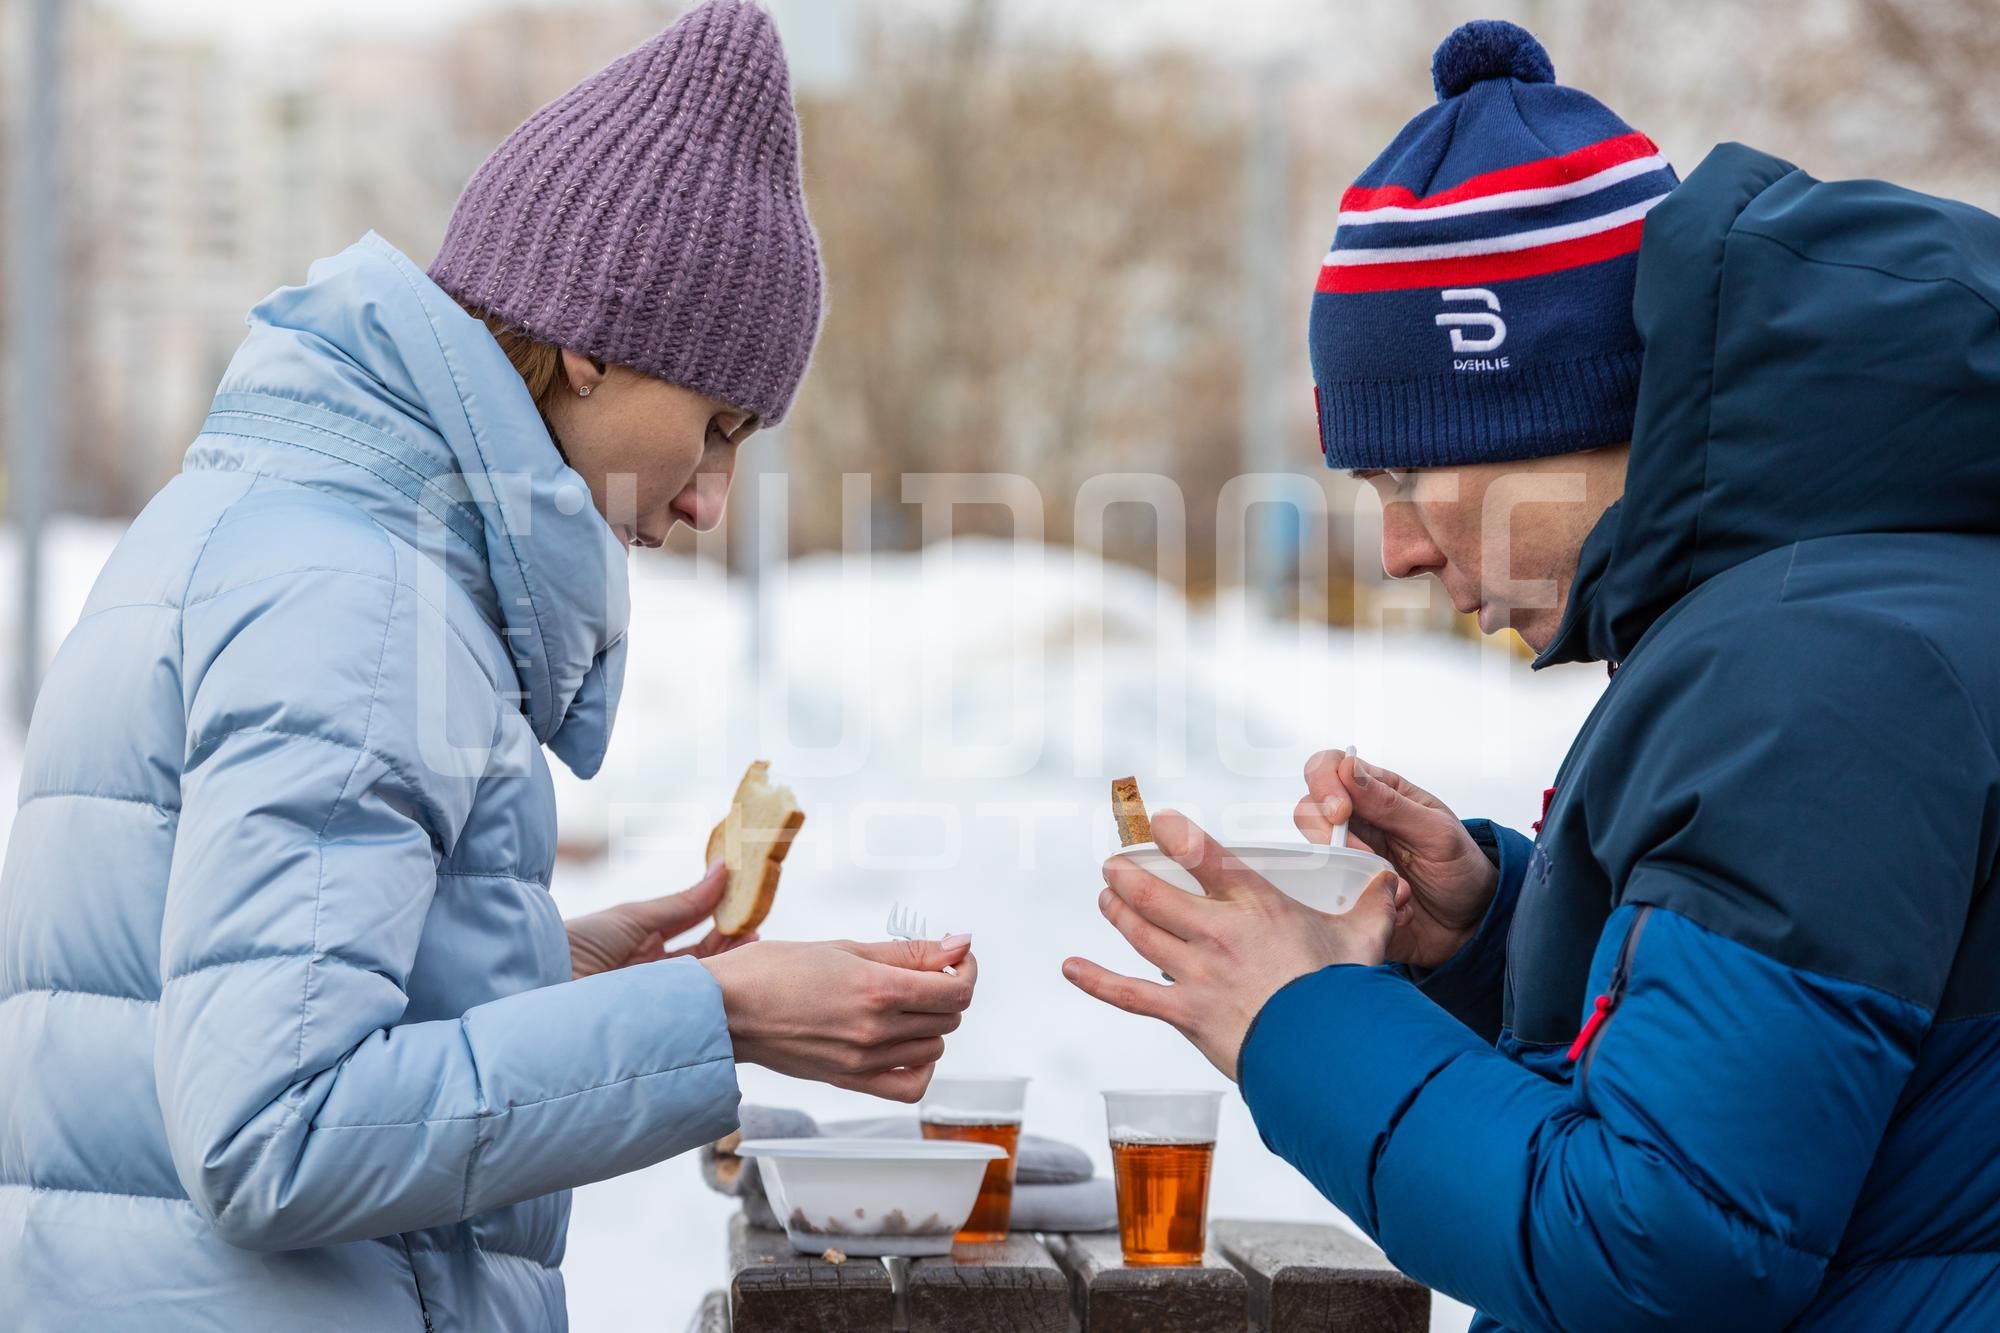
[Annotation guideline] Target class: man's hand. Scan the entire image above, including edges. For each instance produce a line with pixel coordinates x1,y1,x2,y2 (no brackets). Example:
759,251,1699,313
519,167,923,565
1062,810,1401,1080
702,937,978,1103
566,860,754,980
1295,750,1497,970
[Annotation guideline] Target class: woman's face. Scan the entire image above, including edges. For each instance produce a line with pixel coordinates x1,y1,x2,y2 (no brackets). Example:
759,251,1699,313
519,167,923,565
543,348,758,550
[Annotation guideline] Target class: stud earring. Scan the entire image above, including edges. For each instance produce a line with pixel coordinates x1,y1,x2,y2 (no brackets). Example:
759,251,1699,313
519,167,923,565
578,385,592,398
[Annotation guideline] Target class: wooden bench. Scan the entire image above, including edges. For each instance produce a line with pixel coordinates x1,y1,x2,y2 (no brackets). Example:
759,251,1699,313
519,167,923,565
704,1211,1428,1331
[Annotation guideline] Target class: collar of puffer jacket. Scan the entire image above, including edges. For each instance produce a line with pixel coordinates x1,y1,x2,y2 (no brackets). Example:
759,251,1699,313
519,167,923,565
198,231,629,778
1538,141,2000,670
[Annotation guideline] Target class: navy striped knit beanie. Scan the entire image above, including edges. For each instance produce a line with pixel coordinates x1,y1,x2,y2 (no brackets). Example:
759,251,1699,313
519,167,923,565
1310,20,1678,469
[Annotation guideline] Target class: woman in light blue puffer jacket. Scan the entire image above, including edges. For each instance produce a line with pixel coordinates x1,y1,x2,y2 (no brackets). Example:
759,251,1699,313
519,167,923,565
0,5,977,1329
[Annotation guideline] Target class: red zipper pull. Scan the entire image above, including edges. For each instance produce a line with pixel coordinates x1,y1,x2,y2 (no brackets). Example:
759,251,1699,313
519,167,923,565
1532,785,1557,835
1565,994,1613,1062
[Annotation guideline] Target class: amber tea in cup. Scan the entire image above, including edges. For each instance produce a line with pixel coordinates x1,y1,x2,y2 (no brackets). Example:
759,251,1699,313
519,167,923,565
919,1076,1029,1243
1103,1089,1222,1266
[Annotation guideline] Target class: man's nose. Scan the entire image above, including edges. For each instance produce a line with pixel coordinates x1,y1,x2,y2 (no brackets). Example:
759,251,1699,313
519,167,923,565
1379,506,1443,580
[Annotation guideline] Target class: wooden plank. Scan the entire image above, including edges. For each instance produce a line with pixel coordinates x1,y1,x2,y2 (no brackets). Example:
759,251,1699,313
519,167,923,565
1211,1219,1429,1333
904,1233,1069,1333
685,1289,729,1333
727,1212,892,1332
1048,1230,1249,1333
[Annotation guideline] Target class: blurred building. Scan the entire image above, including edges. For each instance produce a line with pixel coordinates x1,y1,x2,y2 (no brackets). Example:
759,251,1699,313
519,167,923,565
50,1,685,514
65,9,270,511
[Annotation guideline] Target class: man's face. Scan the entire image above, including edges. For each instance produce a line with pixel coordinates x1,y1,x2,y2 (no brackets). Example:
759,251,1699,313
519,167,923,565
1355,447,1628,651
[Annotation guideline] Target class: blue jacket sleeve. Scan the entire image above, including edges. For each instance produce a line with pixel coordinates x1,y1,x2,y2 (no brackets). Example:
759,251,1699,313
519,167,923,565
1240,606,1993,1331
1242,911,1926,1330
1408,819,1531,1043
153,553,741,1252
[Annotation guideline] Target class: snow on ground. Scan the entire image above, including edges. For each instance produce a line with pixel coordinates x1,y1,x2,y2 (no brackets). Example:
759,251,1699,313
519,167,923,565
2,521,1609,1332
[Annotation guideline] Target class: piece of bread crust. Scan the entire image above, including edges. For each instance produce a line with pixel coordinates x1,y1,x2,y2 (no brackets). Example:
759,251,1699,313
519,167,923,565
708,761,805,936
1111,776,1152,847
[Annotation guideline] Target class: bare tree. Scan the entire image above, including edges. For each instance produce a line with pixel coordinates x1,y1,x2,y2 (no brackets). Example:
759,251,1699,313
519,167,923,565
789,5,1244,579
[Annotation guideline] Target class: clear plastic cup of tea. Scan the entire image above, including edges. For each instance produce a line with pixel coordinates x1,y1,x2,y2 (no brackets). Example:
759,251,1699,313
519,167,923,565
1103,1089,1223,1266
919,1076,1029,1243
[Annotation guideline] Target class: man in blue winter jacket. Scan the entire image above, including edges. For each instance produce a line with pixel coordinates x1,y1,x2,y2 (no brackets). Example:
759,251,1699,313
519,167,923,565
1064,20,2000,1332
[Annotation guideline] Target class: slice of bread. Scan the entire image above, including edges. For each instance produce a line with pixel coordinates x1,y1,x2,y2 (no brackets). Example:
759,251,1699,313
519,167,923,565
1111,775,1152,847
708,761,805,936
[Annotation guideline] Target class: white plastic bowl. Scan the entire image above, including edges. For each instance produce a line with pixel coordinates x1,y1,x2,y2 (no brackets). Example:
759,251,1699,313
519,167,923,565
738,1138,1008,1257
1113,840,1392,916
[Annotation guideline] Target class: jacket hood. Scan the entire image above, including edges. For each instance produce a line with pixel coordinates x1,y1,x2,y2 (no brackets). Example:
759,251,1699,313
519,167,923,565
1540,142,2000,667
192,232,629,777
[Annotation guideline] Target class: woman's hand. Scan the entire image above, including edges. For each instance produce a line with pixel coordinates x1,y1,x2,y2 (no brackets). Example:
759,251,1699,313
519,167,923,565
1294,749,1497,970
1062,810,1403,1080
701,937,978,1103
567,861,753,980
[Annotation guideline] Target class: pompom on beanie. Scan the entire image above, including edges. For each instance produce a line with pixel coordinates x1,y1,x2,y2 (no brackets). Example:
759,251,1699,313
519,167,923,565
1311,20,1679,469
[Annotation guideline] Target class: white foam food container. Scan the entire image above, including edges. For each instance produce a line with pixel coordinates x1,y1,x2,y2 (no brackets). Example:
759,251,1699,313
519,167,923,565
1112,840,1392,916
737,1137,1008,1257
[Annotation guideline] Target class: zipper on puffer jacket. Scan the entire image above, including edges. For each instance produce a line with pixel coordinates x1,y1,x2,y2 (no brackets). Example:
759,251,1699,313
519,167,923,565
1566,905,1653,1097
399,1235,436,1333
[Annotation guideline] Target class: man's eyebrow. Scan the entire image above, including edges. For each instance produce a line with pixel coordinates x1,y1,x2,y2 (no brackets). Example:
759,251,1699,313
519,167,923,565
1347,469,1379,481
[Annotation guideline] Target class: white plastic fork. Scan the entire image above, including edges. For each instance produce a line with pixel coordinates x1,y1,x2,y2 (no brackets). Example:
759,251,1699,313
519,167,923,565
886,903,958,976
1330,743,1358,847
885,902,926,942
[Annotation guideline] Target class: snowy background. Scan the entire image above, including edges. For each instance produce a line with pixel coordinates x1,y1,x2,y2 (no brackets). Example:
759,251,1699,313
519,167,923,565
0,522,1608,1331
6,0,1987,1326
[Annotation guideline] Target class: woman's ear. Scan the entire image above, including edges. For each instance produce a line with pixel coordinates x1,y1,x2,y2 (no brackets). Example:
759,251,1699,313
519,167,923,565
560,348,609,397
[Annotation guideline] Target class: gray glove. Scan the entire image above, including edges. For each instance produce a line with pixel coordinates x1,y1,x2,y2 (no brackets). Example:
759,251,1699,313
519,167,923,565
1012,1178,1118,1232
700,1105,817,1230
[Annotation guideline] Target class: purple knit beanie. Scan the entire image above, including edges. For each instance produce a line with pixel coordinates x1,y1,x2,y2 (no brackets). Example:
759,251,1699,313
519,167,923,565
429,0,822,424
